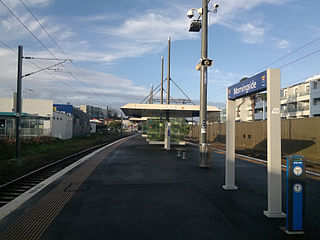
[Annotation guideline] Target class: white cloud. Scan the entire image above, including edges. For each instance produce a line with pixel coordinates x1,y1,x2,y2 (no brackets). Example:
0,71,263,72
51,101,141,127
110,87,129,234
210,0,292,44
209,68,243,87
109,12,192,43
89,8,197,63
238,23,265,44
0,0,51,16
277,39,290,49
216,0,291,17
0,48,148,107
0,0,296,109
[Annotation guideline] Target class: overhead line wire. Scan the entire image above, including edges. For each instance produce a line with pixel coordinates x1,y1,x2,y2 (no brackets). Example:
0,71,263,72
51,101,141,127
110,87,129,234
0,39,17,54
19,0,113,104
0,39,91,98
248,35,320,77
210,43,320,101
279,48,320,69
1,0,108,107
1,0,98,96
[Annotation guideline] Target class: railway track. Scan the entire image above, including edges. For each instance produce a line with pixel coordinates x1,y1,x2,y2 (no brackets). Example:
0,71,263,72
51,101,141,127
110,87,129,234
0,135,129,208
186,141,320,177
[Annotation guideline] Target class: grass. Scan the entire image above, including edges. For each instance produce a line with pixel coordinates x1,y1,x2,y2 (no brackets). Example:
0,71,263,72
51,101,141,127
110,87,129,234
0,132,126,185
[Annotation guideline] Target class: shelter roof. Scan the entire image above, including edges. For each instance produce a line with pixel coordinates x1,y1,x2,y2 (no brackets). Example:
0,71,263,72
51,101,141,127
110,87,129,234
121,103,220,118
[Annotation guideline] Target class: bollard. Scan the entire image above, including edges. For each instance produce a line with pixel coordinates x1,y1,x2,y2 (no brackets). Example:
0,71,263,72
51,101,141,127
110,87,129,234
284,155,305,234
199,143,212,168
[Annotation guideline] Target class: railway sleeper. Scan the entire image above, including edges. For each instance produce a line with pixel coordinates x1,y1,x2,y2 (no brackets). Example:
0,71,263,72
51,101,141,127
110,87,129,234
0,192,21,197
0,196,16,201
5,188,26,193
0,201,9,206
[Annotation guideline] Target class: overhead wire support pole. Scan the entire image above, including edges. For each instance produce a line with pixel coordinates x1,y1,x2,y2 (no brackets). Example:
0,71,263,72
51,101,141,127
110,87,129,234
165,37,171,151
167,37,171,105
15,45,23,159
161,56,164,104
140,82,164,104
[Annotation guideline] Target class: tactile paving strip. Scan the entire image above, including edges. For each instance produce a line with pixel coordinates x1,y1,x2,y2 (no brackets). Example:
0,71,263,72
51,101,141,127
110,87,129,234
0,137,130,240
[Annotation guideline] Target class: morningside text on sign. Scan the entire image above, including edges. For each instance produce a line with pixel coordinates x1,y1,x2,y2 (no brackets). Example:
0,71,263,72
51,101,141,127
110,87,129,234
228,70,267,100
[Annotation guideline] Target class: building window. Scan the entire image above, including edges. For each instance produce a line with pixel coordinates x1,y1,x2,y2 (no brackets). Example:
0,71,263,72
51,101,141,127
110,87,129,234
306,85,309,92
53,117,55,120
248,134,251,139
243,134,246,138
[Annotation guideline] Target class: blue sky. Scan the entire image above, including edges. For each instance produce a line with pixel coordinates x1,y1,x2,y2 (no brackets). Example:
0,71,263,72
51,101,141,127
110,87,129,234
1,0,320,111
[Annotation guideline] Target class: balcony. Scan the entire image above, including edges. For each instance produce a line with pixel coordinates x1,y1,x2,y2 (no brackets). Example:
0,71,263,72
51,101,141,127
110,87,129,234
255,100,265,109
299,91,309,97
287,94,298,103
254,112,266,120
288,107,297,113
298,105,310,111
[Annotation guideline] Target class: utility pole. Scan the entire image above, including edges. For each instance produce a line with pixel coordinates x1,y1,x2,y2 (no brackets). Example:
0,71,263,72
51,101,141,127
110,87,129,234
166,37,171,104
121,113,123,134
106,106,109,135
161,56,164,104
164,37,171,150
15,45,23,159
149,84,153,104
199,0,208,146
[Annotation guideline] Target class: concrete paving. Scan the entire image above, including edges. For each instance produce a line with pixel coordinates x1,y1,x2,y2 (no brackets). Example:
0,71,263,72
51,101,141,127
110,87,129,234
0,135,319,240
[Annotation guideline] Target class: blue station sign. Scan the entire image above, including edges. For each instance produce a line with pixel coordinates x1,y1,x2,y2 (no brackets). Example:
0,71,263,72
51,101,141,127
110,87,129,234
228,71,267,100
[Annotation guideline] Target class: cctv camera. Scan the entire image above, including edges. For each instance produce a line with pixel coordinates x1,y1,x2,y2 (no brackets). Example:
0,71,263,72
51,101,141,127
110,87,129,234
213,4,219,8
187,9,194,18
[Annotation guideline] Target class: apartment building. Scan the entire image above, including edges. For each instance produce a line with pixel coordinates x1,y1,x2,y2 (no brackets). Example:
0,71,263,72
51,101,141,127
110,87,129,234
77,105,105,119
280,75,320,118
234,74,320,121
235,96,254,122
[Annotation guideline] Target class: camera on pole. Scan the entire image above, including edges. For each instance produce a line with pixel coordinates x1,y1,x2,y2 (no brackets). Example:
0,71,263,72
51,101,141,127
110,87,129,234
195,58,213,71
201,58,213,67
189,20,202,32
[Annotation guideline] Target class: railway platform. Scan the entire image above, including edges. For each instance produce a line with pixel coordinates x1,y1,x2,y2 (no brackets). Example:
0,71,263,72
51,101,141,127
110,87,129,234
0,135,319,240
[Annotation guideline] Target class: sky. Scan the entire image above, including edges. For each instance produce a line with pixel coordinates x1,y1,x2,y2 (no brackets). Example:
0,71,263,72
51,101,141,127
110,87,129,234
1,0,320,113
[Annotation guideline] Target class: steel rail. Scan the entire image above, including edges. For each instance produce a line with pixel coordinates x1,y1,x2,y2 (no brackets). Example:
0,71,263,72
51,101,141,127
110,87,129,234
0,135,130,190
186,141,320,178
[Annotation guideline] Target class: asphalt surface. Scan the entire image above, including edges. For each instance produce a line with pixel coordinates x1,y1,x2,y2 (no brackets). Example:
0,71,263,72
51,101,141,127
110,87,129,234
0,135,319,240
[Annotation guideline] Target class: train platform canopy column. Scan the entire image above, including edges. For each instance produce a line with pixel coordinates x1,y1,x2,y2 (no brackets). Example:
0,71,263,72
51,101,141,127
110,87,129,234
224,69,285,218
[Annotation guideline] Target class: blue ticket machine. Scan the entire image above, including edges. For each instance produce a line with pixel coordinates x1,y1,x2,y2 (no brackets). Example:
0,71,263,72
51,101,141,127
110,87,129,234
286,155,305,234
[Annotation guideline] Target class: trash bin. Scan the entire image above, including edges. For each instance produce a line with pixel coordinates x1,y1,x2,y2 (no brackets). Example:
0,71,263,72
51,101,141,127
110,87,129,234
199,143,212,168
